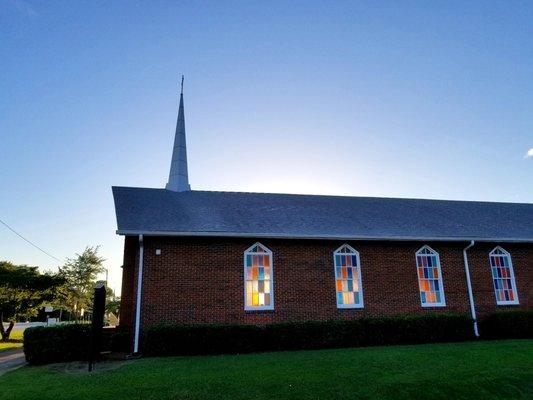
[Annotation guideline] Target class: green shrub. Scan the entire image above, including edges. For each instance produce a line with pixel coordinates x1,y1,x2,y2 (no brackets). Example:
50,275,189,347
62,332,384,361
23,324,125,365
110,327,131,353
143,313,473,356
24,324,91,365
480,310,533,339
101,327,116,351
143,324,264,356
265,313,473,351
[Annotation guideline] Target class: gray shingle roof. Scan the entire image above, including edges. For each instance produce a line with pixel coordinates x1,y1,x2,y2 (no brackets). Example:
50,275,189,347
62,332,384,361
112,187,533,242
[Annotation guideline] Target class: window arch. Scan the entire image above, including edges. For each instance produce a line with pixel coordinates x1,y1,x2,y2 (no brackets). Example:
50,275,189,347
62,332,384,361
244,243,273,310
415,246,446,307
334,244,363,308
489,247,519,305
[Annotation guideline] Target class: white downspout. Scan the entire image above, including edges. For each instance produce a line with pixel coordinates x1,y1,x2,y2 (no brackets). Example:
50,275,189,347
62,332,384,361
133,234,144,353
462,240,479,337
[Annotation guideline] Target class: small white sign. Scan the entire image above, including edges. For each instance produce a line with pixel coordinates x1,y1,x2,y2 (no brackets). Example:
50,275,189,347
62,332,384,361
44,306,53,313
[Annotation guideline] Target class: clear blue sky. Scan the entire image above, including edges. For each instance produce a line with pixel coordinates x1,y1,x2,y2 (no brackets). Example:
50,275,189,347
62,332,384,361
1,0,532,293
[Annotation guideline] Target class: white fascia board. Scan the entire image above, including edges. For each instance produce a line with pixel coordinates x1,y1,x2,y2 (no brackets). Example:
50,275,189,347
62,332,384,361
115,230,533,243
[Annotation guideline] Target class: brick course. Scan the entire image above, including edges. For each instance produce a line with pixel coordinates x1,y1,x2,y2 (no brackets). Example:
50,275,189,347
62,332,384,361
119,235,138,329
119,237,532,334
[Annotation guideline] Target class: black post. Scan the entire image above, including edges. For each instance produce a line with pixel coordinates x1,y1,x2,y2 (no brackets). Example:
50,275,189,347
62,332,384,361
88,283,106,372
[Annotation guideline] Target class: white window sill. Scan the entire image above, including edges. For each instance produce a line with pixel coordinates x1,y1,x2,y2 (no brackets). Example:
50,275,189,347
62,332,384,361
337,304,364,309
244,306,274,311
421,302,446,308
496,301,520,306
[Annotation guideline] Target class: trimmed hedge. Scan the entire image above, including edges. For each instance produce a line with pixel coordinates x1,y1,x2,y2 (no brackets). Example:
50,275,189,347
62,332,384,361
479,310,533,340
24,324,91,365
23,311,532,363
23,324,121,365
109,327,131,353
143,313,474,356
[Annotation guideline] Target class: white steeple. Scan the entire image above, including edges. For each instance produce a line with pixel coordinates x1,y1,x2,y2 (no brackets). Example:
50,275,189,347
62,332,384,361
166,76,190,192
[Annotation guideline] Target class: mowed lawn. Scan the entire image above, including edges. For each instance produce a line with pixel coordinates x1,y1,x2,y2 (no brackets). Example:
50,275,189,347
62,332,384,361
2,340,532,400
0,331,23,353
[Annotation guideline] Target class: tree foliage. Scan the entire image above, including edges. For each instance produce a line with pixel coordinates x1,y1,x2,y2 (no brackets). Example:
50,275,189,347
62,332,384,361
104,286,120,316
58,246,105,320
0,261,64,341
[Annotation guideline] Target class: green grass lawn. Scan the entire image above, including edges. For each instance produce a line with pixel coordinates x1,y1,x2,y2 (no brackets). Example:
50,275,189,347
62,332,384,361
0,331,23,353
1,340,532,400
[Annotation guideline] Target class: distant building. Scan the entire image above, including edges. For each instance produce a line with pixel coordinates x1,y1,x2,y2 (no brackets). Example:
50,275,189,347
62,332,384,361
113,79,533,353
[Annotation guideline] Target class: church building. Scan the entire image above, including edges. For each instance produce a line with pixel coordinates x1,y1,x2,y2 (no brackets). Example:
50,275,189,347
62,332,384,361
113,80,532,353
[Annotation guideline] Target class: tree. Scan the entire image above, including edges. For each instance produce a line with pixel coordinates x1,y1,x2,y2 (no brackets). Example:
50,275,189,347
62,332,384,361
0,261,64,341
58,246,105,321
104,286,120,316
103,285,120,326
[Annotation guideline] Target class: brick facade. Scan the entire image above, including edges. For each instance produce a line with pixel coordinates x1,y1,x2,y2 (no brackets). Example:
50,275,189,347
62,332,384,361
118,235,138,329
120,236,532,337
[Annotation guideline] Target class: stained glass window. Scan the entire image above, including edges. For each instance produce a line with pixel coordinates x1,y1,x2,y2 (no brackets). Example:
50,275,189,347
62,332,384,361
334,244,363,308
489,247,519,305
415,246,446,307
244,243,273,310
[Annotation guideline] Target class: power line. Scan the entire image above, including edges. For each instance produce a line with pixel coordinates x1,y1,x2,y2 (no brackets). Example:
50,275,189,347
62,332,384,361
0,218,63,263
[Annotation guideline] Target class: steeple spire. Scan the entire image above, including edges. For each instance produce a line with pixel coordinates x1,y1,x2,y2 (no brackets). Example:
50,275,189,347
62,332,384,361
166,75,190,192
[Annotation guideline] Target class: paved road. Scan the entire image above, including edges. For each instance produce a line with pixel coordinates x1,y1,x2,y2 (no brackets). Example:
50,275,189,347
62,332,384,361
3,322,47,332
0,349,26,376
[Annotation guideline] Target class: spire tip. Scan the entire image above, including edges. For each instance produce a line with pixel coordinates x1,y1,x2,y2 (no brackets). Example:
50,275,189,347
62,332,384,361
180,75,184,95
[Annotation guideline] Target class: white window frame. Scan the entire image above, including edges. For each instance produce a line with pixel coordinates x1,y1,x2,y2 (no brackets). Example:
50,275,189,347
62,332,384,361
244,242,274,311
333,244,364,309
415,245,446,308
489,246,520,306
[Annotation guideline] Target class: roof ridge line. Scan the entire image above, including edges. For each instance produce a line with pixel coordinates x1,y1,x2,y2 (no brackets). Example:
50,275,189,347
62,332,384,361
112,186,533,206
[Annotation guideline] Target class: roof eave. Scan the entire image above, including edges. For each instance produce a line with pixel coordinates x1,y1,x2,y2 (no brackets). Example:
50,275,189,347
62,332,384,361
115,229,533,243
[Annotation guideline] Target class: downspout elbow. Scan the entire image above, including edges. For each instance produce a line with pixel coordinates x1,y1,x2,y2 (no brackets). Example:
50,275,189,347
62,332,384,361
464,240,475,251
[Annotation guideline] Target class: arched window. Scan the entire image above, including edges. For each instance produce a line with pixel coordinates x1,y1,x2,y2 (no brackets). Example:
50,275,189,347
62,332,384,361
489,247,519,305
334,244,363,308
415,246,446,307
244,243,273,310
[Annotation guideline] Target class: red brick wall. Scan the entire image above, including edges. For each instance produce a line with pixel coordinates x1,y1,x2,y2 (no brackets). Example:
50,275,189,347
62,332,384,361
119,235,138,329
119,237,532,332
